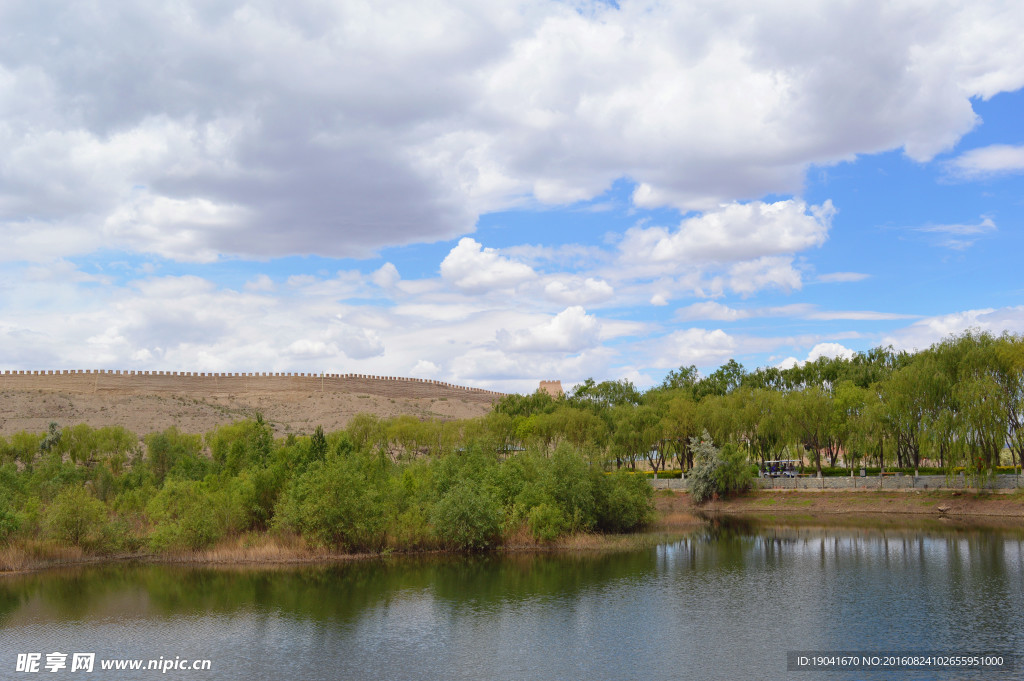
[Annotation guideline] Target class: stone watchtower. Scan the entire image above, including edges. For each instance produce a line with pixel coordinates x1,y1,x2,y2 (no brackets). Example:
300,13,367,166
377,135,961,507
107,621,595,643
538,380,563,398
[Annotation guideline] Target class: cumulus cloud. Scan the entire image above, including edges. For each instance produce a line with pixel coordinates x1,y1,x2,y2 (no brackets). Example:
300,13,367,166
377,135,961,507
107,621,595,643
440,238,536,292
883,306,1024,352
727,256,803,295
410,360,442,378
776,342,855,370
656,328,738,368
497,306,600,353
371,262,401,289
2,2,1024,262
621,200,833,266
330,322,386,360
807,342,855,362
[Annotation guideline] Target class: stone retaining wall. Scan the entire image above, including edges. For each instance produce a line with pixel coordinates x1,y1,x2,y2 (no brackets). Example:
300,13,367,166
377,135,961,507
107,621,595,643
0,369,503,403
650,473,1021,492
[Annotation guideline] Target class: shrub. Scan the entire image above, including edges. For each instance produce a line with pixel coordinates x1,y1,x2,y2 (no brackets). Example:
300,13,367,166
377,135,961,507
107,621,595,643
687,433,752,505
146,480,226,552
717,443,754,496
45,486,107,548
527,502,566,542
274,457,386,551
0,500,20,544
542,445,598,532
596,471,654,532
432,483,502,551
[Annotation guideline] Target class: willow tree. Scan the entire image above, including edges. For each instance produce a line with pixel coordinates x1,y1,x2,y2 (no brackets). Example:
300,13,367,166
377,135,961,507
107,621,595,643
833,381,868,473
995,334,1024,473
876,361,933,470
934,331,1015,475
609,404,662,472
784,386,833,477
660,392,702,471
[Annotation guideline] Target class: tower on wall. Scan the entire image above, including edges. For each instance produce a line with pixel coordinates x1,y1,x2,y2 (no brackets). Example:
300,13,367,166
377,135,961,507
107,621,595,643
538,380,563,398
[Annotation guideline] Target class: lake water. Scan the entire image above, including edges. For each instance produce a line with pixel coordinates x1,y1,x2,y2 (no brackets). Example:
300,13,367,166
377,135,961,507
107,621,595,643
2,521,1022,680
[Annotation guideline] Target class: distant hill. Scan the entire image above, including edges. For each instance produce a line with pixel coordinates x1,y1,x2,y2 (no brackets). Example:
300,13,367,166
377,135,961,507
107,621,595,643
0,370,502,436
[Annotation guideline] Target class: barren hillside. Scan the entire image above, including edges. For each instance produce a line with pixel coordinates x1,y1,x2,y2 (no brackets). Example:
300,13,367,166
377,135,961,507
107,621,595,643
0,371,501,436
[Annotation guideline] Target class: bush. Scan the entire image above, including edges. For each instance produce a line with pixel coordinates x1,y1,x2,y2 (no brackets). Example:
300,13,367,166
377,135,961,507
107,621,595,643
0,500,20,544
146,480,229,552
45,487,107,548
596,471,654,532
541,446,598,532
687,433,752,505
432,483,502,551
527,502,566,542
717,443,753,496
274,457,386,551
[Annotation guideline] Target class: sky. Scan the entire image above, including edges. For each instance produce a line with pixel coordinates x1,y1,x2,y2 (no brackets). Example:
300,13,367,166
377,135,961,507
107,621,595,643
2,0,1024,394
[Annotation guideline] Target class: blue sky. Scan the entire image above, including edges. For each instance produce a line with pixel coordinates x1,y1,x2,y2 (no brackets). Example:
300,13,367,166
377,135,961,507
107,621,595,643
2,1,1024,393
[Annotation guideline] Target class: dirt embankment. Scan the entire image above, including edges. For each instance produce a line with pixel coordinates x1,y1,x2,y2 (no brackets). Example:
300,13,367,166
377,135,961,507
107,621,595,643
0,389,494,437
655,489,1024,530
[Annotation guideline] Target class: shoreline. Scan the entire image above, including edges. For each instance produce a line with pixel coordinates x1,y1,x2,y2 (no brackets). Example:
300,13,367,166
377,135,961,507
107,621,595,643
654,488,1024,534
4,489,1022,576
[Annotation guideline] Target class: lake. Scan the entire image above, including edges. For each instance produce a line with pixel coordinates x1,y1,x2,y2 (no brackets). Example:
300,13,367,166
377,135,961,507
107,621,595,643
2,521,1022,680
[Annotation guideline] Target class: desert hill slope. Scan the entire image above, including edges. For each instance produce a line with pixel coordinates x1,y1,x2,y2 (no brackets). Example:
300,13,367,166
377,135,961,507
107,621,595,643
0,370,501,436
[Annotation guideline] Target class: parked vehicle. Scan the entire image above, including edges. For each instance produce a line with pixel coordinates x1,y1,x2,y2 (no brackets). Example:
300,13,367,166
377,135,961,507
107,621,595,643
760,459,801,478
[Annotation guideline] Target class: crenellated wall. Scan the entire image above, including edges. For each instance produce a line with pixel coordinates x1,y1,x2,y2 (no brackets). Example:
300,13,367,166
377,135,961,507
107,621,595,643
0,370,504,403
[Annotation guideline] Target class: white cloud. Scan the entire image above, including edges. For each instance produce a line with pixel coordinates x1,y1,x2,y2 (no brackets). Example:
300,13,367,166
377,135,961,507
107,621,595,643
330,322,385,360
909,216,997,250
883,306,1024,352
285,339,338,360
727,256,803,296
656,328,738,368
497,306,600,353
807,342,855,363
675,302,916,322
675,302,751,322
440,238,536,292
371,262,401,289
916,216,996,236
244,274,275,292
806,310,918,321
946,144,1024,179
2,3,1024,262
816,272,870,283
410,360,442,378
618,199,834,272
775,342,854,370
542,276,614,305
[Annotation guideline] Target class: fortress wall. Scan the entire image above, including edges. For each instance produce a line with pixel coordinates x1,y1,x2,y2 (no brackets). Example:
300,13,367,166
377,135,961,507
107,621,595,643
0,370,504,403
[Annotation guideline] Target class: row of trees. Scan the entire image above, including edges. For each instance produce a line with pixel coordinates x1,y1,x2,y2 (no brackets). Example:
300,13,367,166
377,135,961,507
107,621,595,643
482,331,1023,478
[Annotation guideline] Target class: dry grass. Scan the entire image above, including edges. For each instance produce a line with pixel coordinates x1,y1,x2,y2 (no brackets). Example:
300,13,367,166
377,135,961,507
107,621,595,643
152,533,336,565
0,540,86,573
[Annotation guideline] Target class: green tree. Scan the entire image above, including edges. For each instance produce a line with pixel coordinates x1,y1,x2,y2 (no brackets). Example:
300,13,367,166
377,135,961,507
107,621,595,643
45,487,107,547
